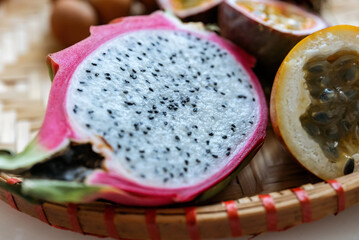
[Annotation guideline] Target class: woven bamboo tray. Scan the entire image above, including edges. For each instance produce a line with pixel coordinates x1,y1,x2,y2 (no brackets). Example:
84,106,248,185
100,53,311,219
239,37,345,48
0,0,358,239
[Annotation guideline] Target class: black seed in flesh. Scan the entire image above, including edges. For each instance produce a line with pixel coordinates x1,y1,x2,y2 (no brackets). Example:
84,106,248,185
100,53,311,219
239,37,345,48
324,141,339,159
304,60,328,74
344,158,355,175
324,125,339,141
319,89,335,103
237,95,247,99
343,65,359,83
311,112,332,124
301,118,320,137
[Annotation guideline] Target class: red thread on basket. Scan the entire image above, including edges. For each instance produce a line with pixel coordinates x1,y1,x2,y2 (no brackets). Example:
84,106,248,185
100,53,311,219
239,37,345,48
185,207,201,240
5,178,21,210
291,188,312,223
327,179,345,214
67,203,83,233
145,209,161,240
6,178,21,185
4,191,17,210
224,200,242,237
35,205,50,224
3,177,117,239
104,206,120,239
259,194,277,231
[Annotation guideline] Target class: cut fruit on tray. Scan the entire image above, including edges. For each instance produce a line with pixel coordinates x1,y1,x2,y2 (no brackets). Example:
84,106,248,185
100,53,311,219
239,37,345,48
219,0,328,75
0,11,267,206
271,25,359,180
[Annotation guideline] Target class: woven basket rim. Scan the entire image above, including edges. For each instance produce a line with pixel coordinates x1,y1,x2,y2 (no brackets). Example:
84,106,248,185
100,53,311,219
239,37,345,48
0,170,356,239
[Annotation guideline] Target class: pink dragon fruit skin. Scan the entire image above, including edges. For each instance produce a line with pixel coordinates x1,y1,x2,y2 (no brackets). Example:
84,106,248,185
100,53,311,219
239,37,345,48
0,11,267,206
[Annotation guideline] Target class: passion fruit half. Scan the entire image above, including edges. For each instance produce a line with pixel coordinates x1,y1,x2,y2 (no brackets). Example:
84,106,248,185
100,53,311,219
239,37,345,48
219,0,327,74
271,25,359,179
156,0,221,21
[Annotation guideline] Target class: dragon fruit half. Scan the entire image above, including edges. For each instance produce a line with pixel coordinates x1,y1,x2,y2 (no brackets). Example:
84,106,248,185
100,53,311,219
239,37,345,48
0,11,267,206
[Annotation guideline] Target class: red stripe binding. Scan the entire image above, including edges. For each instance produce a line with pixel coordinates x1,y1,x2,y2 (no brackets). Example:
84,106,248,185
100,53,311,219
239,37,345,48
6,178,21,185
4,191,17,210
145,209,161,240
291,188,312,223
104,206,120,239
35,205,50,224
4,178,20,210
327,179,345,214
224,200,242,237
259,194,278,231
185,207,201,240
67,203,83,233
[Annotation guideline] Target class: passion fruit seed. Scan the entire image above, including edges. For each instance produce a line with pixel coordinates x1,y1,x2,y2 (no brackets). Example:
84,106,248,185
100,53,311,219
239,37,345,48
301,52,359,163
344,158,355,175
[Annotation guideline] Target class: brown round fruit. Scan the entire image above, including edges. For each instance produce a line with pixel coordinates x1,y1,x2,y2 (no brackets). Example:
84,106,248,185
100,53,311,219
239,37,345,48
89,0,131,24
51,0,99,47
219,0,327,75
271,25,359,180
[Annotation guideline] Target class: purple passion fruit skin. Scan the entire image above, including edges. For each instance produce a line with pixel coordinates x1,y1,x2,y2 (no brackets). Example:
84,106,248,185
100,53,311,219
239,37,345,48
219,0,328,76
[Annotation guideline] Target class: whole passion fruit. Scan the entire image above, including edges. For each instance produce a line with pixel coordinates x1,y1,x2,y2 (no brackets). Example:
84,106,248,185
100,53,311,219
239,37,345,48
271,25,359,180
219,0,327,75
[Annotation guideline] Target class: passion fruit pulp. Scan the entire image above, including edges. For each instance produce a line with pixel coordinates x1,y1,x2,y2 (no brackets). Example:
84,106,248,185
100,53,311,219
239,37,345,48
301,52,359,162
219,0,327,76
156,0,221,22
271,25,359,180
